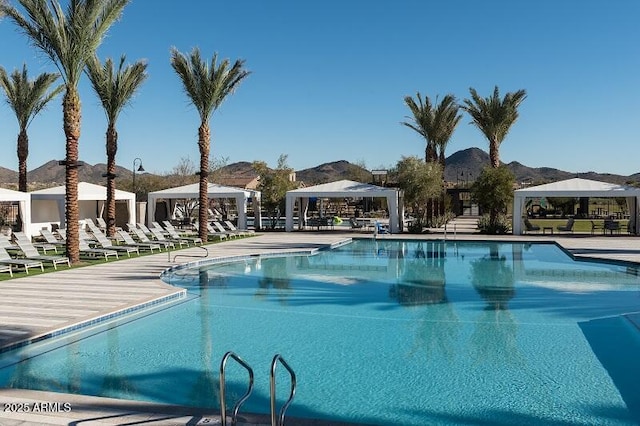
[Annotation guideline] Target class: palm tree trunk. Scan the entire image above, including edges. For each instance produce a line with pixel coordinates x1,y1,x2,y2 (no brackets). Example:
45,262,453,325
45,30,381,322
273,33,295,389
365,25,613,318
106,125,118,237
63,89,81,264
17,129,28,192
489,140,500,168
198,122,210,243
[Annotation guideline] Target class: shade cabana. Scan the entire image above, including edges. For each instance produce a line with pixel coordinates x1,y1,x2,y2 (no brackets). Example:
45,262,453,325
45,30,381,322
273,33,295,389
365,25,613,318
0,187,32,237
513,178,640,235
30,182,136,237
285,180,403,233
147,183,261,230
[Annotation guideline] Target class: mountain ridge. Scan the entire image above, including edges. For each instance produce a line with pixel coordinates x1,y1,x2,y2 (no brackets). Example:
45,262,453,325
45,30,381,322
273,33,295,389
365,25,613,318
1,147,638,188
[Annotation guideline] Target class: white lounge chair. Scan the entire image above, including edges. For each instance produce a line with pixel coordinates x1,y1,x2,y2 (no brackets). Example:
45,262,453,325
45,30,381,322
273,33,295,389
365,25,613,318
0,246,44,274
14,239,70,270
117,230,162,252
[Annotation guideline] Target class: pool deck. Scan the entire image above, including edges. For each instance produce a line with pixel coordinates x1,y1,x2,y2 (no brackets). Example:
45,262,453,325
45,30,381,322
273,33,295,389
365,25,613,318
1,231,640,425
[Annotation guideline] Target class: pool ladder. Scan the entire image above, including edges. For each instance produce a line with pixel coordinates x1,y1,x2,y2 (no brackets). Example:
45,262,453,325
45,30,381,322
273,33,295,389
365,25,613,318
219,351,297,426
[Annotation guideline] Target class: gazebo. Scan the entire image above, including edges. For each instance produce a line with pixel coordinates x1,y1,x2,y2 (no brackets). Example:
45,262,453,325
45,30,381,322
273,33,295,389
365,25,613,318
0,187,32,237
285,180,403,233
513,178,640,235
30,182,135,237
147,183,261,230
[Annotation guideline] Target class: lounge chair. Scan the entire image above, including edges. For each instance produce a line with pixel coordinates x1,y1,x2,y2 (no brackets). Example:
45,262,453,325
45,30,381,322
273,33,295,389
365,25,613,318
40,229,67,248
162,220,199,237
211,221,239,238
13,231,58,253
117,230,162,252
590,220,604,235
79,239,119,260
0,262,11,277
131,227,174,249
524,218,540,233
556,218,575,233
193,222,228,241
0,246,44,274
90,230,140,257
224,220,253,236
14,239,70,270
149,227,189,248
163,226,202,245
349,218,364,229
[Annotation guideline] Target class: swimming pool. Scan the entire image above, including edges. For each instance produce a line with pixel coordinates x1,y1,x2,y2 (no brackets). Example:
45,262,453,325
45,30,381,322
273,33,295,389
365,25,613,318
1,239,640,425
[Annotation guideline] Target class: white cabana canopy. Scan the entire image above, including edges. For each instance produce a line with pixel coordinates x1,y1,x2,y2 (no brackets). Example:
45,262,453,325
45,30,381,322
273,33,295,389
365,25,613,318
285,179,403,233
30,182,136,237
0,187,32,237
147,182,261,229
513,178,640,235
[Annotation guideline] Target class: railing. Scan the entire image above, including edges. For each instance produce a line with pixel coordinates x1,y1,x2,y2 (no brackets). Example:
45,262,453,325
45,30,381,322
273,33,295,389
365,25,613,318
270,354,297,426
170,245,209,263
219,351,254,426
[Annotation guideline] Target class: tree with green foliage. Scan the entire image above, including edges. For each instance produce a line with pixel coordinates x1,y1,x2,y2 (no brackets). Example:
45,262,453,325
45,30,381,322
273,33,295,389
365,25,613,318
1,0,130,263
253,154,297,230
171,48,250,243
402,93,462,168
462,86,526,168
471,166,515,233
394,156,443,232
86,55,147,236
0,64,62,192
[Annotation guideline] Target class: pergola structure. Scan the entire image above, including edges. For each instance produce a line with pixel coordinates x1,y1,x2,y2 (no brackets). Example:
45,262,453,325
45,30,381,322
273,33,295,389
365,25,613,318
147,182,261,230
285,180,403,233
30,182,135,237
0,187,31,237
513,178,640,235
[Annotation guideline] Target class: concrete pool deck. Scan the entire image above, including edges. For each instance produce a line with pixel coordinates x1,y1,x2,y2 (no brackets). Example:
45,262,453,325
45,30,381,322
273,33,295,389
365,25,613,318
1,231,640,425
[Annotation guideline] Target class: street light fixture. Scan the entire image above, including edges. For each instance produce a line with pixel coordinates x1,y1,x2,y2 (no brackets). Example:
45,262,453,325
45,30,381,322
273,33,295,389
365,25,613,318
132,157,145,193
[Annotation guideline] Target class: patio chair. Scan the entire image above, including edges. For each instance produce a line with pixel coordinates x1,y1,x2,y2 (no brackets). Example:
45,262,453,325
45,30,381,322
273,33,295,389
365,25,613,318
374,221,389,235
40,229,67,248
14,239,70,270
131,227,174,249
0,246,44,274
0,262,11,277
149,227,190,248
224,220,253,236
590,220,604,235
90,230,140,257
211,221,239,238
556,218,575,233
162,225,202,245
13,231,58,253
524,218,540,234
193,222,228,242
117,230,162,252
349,218,364,229
79,239,119,260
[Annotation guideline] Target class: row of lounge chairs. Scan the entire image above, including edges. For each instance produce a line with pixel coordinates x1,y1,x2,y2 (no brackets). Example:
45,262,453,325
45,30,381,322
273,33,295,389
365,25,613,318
0,218,252,277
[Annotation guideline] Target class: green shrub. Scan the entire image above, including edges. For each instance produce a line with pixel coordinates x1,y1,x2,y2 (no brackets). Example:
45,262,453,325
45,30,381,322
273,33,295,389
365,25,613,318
477,214,511,234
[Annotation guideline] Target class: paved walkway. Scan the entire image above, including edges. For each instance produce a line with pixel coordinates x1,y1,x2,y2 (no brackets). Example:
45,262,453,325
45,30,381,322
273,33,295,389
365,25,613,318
1,231,639,425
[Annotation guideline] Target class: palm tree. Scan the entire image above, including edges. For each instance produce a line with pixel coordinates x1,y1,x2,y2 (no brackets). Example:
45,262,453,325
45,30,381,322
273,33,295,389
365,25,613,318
402,93,461,168
0,0,130,263
86,55,148,237
170,48,250,243
0,64,63,192
462,86,527,168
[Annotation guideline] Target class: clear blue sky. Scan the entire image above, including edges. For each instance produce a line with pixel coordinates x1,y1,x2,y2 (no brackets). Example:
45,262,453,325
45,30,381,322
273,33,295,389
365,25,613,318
1,0,639,176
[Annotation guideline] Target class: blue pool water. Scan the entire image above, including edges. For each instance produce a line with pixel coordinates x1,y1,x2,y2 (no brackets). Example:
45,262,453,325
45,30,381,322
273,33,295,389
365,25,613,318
1,240,640,425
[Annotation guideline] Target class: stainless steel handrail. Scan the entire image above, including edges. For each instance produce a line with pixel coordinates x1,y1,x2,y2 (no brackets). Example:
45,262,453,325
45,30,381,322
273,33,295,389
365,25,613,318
270,354,297,426
219,351,254,426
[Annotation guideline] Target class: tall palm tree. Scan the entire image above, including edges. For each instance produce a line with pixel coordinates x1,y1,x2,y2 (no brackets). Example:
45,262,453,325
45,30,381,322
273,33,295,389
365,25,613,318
86,55,147,237
0,64,63,192
402,93,438,163
462,86,527,168
0,0,130,263
170,48,250,243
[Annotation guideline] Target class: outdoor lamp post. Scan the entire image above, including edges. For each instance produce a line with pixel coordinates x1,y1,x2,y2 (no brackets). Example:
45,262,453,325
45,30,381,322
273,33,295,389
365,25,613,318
132,157,145,193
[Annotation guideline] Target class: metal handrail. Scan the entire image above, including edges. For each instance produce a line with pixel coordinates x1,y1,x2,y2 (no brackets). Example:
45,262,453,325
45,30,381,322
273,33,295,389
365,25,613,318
171,245,209,263
219,351,254,426
270,354,297,426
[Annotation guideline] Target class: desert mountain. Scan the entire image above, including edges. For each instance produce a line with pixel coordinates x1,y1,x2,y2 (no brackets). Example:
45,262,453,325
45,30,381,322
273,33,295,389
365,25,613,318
0,148,637,188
